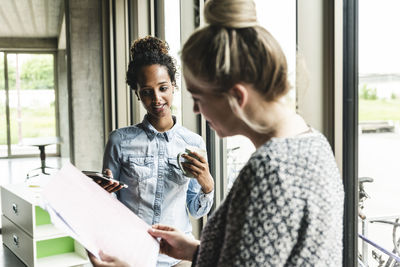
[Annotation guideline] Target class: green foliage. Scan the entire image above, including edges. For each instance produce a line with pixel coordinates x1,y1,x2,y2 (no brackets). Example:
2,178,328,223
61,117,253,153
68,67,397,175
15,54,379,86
20,56,54,89
0,102,56,145
391,92,397,100
359,84,378,100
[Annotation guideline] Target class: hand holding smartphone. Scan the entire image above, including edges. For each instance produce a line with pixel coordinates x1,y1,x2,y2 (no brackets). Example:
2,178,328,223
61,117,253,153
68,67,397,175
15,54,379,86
82,171,128,193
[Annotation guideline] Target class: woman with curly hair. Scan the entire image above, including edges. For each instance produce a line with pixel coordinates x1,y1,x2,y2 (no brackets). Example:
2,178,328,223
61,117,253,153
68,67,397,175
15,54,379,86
97,36,214,267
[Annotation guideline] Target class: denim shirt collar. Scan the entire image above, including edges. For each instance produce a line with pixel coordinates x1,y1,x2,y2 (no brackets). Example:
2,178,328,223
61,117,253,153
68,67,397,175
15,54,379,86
141,115,177,142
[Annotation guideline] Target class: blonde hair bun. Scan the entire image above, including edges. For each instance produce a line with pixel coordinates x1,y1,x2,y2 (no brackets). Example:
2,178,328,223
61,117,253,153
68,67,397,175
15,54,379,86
204,0,258,28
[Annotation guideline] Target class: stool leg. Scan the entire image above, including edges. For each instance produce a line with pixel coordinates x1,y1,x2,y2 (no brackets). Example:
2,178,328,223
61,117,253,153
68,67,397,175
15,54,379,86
39,145,46,174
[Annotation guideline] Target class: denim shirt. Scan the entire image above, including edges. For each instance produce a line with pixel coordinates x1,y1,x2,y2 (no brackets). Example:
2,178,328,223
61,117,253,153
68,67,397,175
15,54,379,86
103,116,214,267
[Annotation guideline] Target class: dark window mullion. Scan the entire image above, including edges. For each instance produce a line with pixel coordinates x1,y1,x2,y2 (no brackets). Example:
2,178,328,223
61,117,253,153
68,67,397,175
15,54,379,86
342,0,359,266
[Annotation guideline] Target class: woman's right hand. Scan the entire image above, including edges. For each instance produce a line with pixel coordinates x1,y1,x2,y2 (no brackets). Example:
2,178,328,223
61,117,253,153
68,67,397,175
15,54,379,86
148,224,200,261
88,250,130,267
99,169,123,193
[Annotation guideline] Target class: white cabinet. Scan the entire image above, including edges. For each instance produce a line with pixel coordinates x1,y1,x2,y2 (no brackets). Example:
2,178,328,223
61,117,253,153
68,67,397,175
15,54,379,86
1,184,89,267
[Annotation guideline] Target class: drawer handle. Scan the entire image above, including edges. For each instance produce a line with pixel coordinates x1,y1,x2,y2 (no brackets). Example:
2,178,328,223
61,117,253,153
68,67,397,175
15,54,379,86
12,203,18,214
13,235,19,247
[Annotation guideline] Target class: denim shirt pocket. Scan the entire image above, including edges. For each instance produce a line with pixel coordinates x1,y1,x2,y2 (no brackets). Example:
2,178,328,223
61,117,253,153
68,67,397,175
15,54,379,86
128,155,154,181
167,157,187,185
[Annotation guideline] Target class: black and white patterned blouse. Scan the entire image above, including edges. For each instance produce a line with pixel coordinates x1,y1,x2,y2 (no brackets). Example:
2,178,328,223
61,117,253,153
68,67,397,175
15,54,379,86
194,130,344,267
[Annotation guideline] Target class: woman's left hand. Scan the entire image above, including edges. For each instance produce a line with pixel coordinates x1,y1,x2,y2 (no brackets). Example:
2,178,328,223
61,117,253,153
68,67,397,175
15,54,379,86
181,152,214,193
88,250,130,267
148,224,200,261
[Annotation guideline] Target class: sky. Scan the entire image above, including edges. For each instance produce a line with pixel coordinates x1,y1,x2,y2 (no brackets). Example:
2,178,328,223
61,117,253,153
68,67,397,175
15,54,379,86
256,0,400,75
359,0,400,74
255,0,400,75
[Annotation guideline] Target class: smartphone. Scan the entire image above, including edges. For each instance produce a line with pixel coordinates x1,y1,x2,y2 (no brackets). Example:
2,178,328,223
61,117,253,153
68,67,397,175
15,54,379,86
82,171,128,188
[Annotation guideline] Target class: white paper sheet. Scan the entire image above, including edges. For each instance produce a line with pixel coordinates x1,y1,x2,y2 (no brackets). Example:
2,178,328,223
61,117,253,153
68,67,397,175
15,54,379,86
41,162,159,267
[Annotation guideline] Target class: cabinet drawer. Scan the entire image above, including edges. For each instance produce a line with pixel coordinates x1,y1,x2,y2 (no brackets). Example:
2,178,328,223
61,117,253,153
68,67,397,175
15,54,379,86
2,215,35,267
1,186,34,236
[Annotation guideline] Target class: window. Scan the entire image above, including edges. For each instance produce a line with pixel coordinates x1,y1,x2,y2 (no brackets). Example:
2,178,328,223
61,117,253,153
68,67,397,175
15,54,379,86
0,53,57,157
127,0,297,207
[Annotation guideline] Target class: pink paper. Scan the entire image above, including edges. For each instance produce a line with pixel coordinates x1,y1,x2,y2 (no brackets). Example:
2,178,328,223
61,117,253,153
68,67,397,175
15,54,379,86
41,162,159,267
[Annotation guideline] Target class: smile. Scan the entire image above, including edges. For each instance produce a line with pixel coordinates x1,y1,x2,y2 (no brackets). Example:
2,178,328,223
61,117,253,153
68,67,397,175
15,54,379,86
152,103,166,112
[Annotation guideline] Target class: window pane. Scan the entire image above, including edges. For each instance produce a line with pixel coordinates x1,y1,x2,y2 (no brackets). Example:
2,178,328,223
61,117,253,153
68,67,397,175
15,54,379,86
164,0,182,125
358,0,400,264
225,0,297,195
7,54,57,156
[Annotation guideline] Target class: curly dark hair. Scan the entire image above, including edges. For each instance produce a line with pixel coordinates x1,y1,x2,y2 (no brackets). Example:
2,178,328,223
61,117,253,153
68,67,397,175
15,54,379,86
126,36,177,91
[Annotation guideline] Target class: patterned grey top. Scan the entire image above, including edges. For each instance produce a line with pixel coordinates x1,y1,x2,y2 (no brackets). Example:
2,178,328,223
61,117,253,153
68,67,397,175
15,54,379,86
195,130,344,267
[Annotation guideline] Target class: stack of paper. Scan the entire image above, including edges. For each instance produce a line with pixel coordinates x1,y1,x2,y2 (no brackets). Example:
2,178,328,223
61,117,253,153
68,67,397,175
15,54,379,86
41,163,159,267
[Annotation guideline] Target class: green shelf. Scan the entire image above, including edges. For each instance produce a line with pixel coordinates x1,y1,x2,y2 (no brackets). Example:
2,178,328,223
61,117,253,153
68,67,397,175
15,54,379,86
36,236,75,258
35,206,51,226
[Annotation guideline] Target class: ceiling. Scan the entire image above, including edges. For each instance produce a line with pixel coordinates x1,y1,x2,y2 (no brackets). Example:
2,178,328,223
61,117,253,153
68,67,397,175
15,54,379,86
0,0,64,38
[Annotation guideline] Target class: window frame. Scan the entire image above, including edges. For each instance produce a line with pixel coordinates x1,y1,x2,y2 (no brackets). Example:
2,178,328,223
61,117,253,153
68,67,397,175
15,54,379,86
342,0,359,266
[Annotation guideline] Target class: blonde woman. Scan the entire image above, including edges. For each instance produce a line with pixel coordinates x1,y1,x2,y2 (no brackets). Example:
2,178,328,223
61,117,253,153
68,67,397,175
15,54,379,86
90,0,344,266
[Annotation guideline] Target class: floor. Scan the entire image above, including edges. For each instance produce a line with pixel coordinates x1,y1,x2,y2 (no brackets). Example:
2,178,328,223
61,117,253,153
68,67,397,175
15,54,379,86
0,156,62,185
